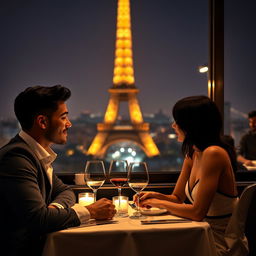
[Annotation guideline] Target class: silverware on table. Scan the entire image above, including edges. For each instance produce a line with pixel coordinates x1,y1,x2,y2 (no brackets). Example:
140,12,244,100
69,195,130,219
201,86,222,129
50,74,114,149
141,219,192,224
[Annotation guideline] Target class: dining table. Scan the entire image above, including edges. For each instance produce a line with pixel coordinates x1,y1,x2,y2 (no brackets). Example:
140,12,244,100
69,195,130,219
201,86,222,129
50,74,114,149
43,206,217,256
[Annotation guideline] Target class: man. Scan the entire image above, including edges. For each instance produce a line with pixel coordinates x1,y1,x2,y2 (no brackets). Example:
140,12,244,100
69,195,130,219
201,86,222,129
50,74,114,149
0,85,116,256
237,110,256,167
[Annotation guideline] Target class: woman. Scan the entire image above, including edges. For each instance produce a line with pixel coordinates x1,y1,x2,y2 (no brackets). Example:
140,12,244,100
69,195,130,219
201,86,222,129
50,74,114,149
139,96,238,255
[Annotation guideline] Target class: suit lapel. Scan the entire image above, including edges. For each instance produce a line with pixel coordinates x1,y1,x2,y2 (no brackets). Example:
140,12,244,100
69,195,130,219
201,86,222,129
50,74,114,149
40,163,53,205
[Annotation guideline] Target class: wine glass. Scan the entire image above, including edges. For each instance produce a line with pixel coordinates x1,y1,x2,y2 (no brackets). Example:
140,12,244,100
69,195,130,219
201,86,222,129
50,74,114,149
128,162,149,219
109,160,128,197
109,160,128,217
84,160,106,202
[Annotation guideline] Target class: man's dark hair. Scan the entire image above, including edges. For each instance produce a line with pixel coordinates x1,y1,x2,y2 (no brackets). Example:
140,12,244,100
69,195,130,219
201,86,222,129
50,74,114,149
248,110,256,119
14,85,71,130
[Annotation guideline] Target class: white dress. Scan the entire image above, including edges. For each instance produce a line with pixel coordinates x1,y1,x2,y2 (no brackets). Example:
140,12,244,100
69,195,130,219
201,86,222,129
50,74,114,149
185,179,239,256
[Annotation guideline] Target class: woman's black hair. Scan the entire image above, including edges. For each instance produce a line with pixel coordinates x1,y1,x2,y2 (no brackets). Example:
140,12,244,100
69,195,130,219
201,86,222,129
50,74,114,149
172,95,237,172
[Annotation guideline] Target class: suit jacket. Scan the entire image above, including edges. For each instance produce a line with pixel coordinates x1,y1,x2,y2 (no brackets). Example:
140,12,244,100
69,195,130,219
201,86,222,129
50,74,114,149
0,135,80,256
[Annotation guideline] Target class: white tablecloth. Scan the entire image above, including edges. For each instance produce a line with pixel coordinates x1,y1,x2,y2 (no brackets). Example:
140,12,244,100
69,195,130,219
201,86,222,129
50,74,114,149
43,212,217,256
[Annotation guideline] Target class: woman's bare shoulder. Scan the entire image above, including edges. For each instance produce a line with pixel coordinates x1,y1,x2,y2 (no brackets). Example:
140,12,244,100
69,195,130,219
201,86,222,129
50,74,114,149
203,145,228,158
201,146,229,176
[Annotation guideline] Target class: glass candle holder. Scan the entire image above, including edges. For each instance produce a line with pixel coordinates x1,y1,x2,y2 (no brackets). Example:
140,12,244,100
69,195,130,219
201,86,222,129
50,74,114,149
78,192,95,206
112,196,129,217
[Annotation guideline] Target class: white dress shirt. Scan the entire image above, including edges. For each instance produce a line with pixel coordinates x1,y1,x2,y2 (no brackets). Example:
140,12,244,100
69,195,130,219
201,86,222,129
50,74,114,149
19,130,90,224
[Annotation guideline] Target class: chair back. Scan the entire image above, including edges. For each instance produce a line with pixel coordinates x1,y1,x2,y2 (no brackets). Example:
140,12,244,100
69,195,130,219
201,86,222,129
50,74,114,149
245,185,256,256
225,183,256,256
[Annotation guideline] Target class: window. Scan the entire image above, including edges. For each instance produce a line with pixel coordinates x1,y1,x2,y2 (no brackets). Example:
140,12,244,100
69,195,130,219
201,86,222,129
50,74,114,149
0,1,208,175
224,0,255,147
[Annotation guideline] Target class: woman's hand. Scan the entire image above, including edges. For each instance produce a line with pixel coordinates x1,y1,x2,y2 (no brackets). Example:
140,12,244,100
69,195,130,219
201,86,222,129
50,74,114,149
134,191,169,204
139,198,167,209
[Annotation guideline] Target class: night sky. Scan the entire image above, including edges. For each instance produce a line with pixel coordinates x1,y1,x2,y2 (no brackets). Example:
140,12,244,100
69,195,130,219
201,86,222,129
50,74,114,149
0,0,255,120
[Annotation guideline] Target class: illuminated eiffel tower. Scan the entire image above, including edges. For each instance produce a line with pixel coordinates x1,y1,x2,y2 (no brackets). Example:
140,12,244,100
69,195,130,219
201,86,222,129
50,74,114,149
87,0,159,158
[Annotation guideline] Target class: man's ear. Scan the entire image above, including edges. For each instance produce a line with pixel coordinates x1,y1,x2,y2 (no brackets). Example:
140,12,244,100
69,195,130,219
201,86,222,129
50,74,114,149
36,115,48,129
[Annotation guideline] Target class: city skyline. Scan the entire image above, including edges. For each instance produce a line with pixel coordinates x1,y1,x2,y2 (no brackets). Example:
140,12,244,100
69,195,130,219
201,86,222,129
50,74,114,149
0,0,255,120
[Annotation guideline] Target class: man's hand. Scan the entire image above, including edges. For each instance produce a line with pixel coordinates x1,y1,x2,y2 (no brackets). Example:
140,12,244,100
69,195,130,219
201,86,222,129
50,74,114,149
244,160,254,166
86,198,116,220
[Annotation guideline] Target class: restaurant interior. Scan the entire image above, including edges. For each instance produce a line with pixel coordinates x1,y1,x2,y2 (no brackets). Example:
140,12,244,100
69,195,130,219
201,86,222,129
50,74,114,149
1,0,256,256
50,1,256,256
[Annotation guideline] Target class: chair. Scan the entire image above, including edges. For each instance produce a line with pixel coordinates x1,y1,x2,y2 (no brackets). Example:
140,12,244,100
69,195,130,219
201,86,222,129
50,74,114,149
245,187,256,256
225,183,256,256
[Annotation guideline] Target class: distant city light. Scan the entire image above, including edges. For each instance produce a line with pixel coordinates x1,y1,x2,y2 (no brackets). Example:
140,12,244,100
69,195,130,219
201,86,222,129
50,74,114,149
125,156,135,165
76,145,84,150
66,149,74,156
112,151,121,158
105,142,146,164
168,134,177,139
160,127,166,133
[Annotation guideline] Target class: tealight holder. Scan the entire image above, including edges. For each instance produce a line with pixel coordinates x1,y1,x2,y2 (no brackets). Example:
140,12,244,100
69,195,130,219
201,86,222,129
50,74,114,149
112,196,129,217
78,192,95,206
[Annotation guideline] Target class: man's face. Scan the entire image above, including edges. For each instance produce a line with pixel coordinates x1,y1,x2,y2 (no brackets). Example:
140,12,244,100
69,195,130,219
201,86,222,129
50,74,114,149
45,101,72,145
249,116,256,132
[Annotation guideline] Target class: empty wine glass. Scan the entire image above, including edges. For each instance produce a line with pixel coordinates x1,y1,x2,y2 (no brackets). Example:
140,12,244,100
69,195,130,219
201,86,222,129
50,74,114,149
109,160,128,217
128,162,149,219
84,160,106,202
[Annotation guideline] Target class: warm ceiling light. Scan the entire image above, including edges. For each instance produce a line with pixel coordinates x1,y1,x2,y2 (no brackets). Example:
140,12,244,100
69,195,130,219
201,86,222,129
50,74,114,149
198,65,208,73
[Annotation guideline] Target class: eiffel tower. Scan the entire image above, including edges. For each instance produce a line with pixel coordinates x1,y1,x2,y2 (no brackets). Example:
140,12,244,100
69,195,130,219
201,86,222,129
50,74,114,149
87,0,159,158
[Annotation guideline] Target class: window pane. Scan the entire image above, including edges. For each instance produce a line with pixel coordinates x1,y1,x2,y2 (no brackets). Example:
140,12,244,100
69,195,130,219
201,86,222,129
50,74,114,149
224,0,255,147
0,1,208,174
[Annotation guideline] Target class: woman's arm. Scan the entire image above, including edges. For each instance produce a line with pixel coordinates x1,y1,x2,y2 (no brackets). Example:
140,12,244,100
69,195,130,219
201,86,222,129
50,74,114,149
140,146,225,221
139,156,193,204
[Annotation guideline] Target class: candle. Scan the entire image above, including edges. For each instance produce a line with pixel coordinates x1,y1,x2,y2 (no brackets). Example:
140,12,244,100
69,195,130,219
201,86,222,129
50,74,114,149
78,192,95,206
112,196,129,217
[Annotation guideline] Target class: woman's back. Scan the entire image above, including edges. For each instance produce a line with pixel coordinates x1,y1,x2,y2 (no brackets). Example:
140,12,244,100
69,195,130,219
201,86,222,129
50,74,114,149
189,146,237,197
186,145,238,255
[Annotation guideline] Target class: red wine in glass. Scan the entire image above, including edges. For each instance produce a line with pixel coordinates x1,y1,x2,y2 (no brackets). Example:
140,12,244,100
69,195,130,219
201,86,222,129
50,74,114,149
109,160,128,198
110,178,128,188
